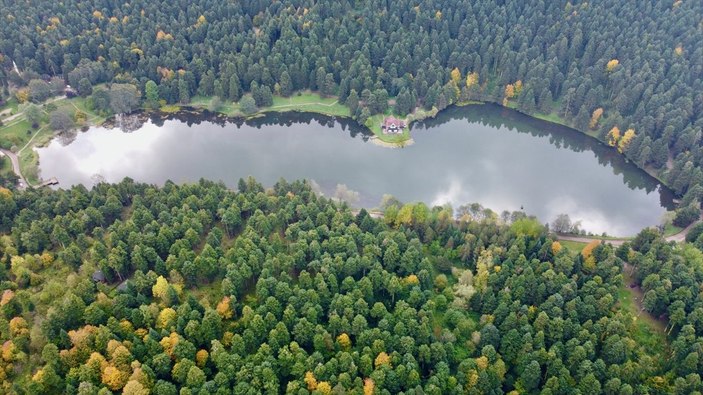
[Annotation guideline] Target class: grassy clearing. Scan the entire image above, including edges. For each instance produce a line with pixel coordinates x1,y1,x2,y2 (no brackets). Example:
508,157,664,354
0,97,20,117
663,223,683,237
266,92,350,117
559,239,588,254
618,268,668,357
19,150,40,184
365,114,412,145
0,119,34,149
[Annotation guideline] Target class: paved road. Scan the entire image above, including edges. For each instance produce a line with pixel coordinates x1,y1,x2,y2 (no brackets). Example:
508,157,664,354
0,148,28,190
0,95,67,123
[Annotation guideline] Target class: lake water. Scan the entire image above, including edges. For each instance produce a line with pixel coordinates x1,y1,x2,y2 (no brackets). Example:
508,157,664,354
37,104,674,236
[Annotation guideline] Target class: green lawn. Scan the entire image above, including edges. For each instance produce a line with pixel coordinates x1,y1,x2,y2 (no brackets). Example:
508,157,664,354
365,114,412,145
663,223,683,237
266,92,350,117
0,97,20,117
559,239,587,254
0,119,34,149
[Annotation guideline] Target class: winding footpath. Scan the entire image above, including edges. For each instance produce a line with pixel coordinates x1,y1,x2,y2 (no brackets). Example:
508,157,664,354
555,212,703,245
0,148,28,190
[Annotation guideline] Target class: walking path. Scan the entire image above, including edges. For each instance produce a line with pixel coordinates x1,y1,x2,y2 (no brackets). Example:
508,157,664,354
555,213,703,245
0,148,28,190
0,95,66,123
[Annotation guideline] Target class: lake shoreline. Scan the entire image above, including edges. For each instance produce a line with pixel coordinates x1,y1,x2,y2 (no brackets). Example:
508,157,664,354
4,90,677,208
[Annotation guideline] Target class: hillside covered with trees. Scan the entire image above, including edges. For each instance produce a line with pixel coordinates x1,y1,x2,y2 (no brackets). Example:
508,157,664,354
0,0,702,203
0,178,699,394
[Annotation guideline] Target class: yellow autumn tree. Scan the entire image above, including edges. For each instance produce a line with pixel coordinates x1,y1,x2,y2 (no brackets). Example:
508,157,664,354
589,108,603,129
375,352,391,368
317,382,332,395
336,333,351,350
581,240,600,259
156,30,169,41
474,249,493,293
152,276,169,301
607,126,621,147
450,68,461,85
9,317,28,338
395,204,414,227
404,274,419,286
2,341,17,362
1,290,15,307
160,332,179,357
123,380,149,395
618,129,636,153
504,84,515,99
466,72,479,88
304,371,318,391
476,355,489,369
551,241,562,255
216,296,233,319
364,378,375,395
86,352,108,373
196,349,209,367
157,308,177,329
514,80,523,95
93,11,104,19
15,88,29,103
606,59,619,72
102,365,129,391
674,46,683,56
195,15,207,27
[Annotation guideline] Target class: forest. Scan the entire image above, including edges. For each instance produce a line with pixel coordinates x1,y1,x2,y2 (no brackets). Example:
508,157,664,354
0,178,700,393
0,0,702,204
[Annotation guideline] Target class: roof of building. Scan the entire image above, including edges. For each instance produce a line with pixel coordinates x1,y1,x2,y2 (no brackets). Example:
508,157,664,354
92,270,106,282
383,116,405,129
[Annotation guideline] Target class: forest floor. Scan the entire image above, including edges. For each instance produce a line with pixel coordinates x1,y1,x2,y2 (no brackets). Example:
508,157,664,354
619,262,669,356
561,241,669,358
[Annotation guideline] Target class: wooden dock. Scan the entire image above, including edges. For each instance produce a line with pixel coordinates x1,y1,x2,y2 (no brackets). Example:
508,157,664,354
38,177,59,187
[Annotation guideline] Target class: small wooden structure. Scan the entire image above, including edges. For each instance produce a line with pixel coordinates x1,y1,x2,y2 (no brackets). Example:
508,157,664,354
65,85,78,98
381,116,406,134
91,270,106,283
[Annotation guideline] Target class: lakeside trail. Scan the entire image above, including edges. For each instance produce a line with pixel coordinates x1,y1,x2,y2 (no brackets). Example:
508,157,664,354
555,213,703,245
0,148,28,190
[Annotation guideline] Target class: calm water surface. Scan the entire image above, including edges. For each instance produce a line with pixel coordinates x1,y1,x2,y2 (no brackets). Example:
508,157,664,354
37,104,674,235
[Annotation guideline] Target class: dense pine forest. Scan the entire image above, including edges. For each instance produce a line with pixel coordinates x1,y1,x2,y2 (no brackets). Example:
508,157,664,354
1,0,702,202
0,178,699,394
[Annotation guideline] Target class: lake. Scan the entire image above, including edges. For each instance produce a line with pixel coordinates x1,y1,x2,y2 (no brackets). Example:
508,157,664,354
37,103,674,236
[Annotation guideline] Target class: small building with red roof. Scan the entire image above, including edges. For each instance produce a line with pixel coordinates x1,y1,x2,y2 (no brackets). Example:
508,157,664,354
381,116,406,134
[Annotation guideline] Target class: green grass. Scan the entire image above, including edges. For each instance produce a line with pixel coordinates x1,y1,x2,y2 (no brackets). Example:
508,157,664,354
19,149,40,184
189,281,225,308
0,119,34,149
365,114,412,145
0,97,20,116
617,282,668,358
559,240,587,254
266,92,350,117
617,266,668,360
663,223,683,237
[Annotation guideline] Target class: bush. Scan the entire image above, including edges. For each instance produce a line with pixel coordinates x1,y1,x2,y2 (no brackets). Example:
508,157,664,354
239,96,257,115
673,205,700,228
685,222,703,243
49,110,75,132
